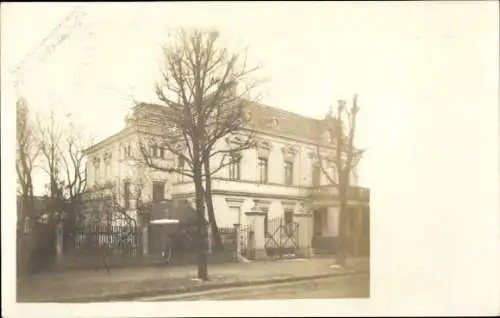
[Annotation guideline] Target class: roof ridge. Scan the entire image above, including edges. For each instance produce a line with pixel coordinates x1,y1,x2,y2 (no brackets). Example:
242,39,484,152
135,99,323,122
247,100,321,122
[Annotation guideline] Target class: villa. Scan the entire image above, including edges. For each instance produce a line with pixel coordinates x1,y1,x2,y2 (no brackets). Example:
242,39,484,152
83,100,370,256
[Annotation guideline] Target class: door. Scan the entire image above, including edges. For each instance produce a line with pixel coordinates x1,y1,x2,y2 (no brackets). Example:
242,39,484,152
313,209,324,236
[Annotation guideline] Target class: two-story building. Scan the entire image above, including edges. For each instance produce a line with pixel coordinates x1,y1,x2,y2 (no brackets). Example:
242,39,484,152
83,100,370,256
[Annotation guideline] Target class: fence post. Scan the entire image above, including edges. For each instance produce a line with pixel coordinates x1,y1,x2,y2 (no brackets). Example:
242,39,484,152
142,225,149,257
233,223,241,261
248,229,255,259
55,221,64,263
245,204,268,260
294,210,313,258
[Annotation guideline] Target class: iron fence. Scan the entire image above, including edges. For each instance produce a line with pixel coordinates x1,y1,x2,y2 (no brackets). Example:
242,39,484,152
65,223,140,257
240,224,254,259
265,216,299,258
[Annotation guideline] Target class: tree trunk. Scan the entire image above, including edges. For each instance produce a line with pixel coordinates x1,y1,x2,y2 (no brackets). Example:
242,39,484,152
193,163,209,280
203,156,224,251
336,195,348,266
336,175,349,267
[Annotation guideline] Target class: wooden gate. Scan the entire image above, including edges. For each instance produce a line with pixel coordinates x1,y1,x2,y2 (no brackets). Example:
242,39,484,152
264,216,299,258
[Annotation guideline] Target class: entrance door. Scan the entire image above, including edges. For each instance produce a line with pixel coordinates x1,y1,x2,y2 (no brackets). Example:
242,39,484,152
313,209,324,236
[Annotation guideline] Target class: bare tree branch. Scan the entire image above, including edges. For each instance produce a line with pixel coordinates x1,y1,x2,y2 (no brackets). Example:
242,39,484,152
132,28,262,270
35,110,65,208
316,95,366,266
16,98,40,213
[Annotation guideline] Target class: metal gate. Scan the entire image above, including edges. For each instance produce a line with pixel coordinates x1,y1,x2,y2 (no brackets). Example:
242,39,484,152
240,224,255,259
264,216,299,258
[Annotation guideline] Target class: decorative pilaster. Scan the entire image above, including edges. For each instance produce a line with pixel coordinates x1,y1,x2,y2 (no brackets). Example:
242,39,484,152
245,202,268,260
294,204,314,258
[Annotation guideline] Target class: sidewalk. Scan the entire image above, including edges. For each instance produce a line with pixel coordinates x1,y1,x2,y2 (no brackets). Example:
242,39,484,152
17,257,369,302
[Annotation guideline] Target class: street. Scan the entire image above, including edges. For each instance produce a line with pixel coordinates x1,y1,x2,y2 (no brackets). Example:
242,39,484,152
140,273,370,301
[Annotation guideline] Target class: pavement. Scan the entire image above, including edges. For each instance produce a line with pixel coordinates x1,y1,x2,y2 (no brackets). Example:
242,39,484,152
17,257,369,303
142,273,370,301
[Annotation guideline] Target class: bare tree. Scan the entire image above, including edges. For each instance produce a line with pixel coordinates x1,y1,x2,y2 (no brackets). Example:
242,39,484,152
138,29,260,280
16,98,40,216
36,110,65,218
58,121,90,227
317,95,365,266
60,123,88,202
35,110,92,226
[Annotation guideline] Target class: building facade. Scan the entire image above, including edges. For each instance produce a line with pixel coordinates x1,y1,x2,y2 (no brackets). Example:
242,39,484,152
84,101,370,255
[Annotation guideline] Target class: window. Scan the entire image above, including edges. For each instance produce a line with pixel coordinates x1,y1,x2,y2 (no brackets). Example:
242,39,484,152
257,157,268,183
123,144,131,158
160,146,165,159
150,144,158,158
123,181,131,209
178,155,185,183
312,163,321,186
105,161,111,181
284,161,293,185
95,165,101,181
228,154,241,180
152,181,165,203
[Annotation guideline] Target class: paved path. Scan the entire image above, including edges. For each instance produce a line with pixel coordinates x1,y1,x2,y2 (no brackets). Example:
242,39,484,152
18,257,368,302
142,273,370,301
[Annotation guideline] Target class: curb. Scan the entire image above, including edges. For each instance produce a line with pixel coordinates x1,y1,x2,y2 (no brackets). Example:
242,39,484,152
55,269,369,302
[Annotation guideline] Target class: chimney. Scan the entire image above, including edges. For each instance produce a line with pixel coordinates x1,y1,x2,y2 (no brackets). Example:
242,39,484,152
125,108,137,127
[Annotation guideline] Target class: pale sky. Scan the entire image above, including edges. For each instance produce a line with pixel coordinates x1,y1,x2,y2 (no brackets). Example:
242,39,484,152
2,2,500,315
1,2,498,193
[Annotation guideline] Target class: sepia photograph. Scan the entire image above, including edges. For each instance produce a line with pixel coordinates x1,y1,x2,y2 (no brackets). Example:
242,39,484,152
2,2,499,317
10,3,370,304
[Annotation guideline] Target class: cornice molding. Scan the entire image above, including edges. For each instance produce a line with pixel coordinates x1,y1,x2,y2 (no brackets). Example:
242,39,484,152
225,197,245,207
